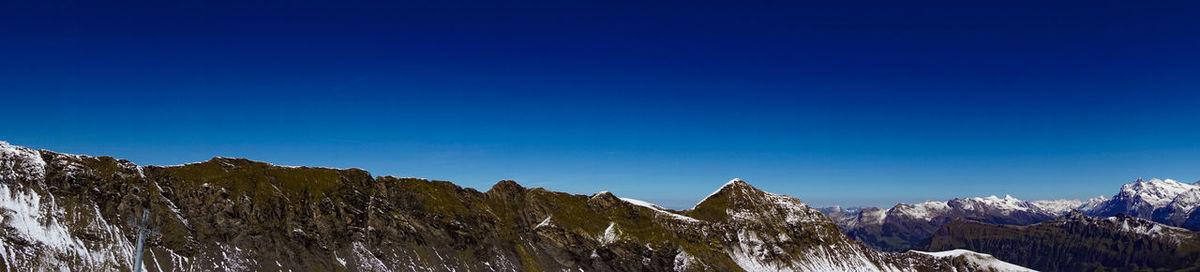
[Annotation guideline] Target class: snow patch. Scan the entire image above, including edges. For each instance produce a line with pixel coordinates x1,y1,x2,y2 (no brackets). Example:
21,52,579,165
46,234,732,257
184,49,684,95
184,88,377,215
965,195,1031,214
535,216,553,229
1032,199,1084,214
893,201,949,221
0,141,46,182
598,222,621,245
0,182,137,269
727,229,907,272
672,249,695,272
620,198,701,223
911,249,1035,272
352,242,388,271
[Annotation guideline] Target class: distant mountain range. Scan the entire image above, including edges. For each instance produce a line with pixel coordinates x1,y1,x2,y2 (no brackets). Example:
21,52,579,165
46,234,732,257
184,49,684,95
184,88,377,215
821,177,1200,254
916,211,1200,271
0,141,1028,271
819,195,1097,252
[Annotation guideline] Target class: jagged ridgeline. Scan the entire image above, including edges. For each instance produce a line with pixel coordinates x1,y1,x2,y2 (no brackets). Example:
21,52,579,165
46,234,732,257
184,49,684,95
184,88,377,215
0,141,1028,271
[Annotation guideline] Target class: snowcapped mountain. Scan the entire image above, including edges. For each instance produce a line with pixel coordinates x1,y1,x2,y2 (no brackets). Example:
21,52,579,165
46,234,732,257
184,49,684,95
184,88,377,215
1089,178,1200,230
1030,195,1108,214
823,194,1068,252
918,211,1200,271
1030,199,1082,214
0,141,1023,271
822,177,1200,252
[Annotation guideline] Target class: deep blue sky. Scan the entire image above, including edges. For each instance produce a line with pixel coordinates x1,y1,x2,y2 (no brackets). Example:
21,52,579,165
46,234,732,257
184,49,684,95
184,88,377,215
2,1,1199,208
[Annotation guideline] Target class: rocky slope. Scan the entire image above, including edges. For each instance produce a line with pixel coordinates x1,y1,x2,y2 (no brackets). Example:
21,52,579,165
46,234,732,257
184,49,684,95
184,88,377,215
0,141,1024,271
916,211,1200,271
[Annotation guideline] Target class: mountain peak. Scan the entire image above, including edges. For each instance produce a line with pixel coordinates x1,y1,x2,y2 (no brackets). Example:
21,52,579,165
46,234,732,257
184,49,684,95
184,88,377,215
694,178,761,208
685,178,825,226
589,191,621,206
723,178,749,188
1117,177,1197,207
488,179,526,193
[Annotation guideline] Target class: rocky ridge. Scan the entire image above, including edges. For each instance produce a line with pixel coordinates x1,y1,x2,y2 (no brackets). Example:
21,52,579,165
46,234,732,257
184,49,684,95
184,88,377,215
0,141,1024,271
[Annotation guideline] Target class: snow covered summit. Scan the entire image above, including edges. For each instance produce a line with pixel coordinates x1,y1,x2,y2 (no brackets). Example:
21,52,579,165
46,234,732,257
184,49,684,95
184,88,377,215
1091,177,1200,229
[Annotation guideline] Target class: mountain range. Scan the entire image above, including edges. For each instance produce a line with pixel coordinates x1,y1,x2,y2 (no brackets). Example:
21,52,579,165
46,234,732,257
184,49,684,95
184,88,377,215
0,141,1029,271
821,177,1200,252
916,211,1200,271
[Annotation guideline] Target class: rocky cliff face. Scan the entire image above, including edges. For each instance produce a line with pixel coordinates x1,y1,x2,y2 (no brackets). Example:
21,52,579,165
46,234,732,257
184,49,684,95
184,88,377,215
916,211,1200,271
0,141,1023,271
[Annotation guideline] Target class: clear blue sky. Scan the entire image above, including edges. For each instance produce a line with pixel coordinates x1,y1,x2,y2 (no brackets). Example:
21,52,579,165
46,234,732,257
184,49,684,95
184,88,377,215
2,1,1199,208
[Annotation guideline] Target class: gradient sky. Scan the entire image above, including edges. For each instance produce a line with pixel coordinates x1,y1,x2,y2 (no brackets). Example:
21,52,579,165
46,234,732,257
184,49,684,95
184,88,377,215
2,1,1199,208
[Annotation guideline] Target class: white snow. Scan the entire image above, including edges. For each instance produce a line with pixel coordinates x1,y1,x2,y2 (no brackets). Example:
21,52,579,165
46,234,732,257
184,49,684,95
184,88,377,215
352,242,388,271
598,222,621,245
911,249,1035,272
1120,178,1199,208
0,183,90,266
1102,216,1189,239
893,201,949,221
0,183,136,269
1078,195,1108,213
726,192,821,225
884,193,1090,224
1032,199,1084,214
967,195,1031,213
0,141,46,182
766,193,817,224
334,251,347,267
726,228,910,272
620,198,701,223
535,216,553,229
1167,188,1200,215
861,208,888,227
620,197,666,210
672,249,695,272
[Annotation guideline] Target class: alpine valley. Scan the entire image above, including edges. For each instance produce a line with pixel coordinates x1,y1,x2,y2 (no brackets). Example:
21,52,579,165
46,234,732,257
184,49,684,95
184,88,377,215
0,141,1032,271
